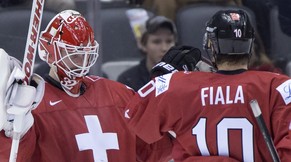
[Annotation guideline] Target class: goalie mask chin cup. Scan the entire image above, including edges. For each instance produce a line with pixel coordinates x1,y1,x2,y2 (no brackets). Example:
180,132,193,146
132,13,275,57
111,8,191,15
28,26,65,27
38,10,99,97
204,10,254,56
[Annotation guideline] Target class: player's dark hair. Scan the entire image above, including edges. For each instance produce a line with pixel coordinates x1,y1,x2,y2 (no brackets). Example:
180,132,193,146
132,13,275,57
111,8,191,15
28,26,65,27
215,54,249,66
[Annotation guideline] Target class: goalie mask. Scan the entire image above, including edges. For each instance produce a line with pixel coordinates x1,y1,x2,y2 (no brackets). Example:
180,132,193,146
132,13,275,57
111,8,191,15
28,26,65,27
38,10,99,97
203,10,254,57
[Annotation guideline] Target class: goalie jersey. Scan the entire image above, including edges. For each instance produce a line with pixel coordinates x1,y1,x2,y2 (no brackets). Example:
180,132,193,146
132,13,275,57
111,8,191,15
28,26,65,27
0,76,171,162
127,70,291,162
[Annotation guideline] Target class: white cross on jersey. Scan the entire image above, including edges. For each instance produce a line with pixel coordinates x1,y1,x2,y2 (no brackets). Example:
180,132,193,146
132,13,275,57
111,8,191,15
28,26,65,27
75,115,119,162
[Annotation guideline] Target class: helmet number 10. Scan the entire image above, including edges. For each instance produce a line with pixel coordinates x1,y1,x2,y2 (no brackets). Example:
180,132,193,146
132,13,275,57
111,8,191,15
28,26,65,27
234,29,242,38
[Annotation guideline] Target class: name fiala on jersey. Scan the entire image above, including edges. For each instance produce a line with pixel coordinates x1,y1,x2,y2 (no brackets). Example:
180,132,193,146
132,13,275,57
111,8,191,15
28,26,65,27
201,85,244,106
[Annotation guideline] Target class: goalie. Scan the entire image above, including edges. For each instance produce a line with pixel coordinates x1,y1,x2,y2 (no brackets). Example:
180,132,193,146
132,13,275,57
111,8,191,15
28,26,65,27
0,9,191,162
0,10,168,162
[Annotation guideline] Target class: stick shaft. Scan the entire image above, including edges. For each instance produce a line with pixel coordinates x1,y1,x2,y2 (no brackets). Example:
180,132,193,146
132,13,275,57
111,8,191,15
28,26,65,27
8,134,20,162
22,0,45,84
9,0,45,161
249,100,280,162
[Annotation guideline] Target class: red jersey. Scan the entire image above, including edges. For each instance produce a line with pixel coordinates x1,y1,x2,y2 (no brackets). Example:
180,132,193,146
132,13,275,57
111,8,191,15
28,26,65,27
127,70,291,162
0,76,172,162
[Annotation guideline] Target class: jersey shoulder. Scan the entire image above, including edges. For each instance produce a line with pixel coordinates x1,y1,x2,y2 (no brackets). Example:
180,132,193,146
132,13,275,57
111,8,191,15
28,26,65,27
85,75,136,106
148,71,208,97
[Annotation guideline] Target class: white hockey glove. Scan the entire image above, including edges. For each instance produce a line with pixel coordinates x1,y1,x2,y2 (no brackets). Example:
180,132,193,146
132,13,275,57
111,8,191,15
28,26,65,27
0,49,45,138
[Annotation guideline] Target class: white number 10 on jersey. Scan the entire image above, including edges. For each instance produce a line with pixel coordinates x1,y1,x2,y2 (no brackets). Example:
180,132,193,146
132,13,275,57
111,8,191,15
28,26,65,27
192,117,254,162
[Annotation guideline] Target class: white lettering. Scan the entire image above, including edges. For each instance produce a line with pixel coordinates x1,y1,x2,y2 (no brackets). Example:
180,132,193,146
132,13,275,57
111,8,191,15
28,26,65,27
234,85,244,104
210,87,213,105
200,85,245,106
201,87,209,106
226,86,233,104
138,80,155,97
215,86,225,105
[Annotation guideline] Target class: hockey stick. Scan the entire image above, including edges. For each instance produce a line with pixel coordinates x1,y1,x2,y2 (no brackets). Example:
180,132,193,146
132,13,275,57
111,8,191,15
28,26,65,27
22,0,45,85
8,0,45,162
249,99,281,162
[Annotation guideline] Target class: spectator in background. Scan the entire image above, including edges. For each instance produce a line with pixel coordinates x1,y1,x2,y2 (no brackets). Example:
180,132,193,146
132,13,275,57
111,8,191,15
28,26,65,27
140,0,275,58
132,0,282,75
117,16,177,91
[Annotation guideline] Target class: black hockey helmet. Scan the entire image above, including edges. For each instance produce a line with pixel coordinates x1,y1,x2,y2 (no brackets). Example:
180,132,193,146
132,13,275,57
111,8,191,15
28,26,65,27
203,9,254,55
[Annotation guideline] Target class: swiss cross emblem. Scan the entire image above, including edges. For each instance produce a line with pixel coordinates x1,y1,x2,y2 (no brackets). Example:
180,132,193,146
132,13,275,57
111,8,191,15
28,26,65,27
230,13,240,21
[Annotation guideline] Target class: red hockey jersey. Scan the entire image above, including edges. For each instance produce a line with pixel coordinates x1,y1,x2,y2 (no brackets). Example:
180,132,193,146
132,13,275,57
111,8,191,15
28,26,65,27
127,70,291,162
0,76,172,162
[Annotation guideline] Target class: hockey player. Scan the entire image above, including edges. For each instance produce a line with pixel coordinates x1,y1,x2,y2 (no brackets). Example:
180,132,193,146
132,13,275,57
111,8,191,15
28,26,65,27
0,9,204,161
0,10,174,162
126,9,291,162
